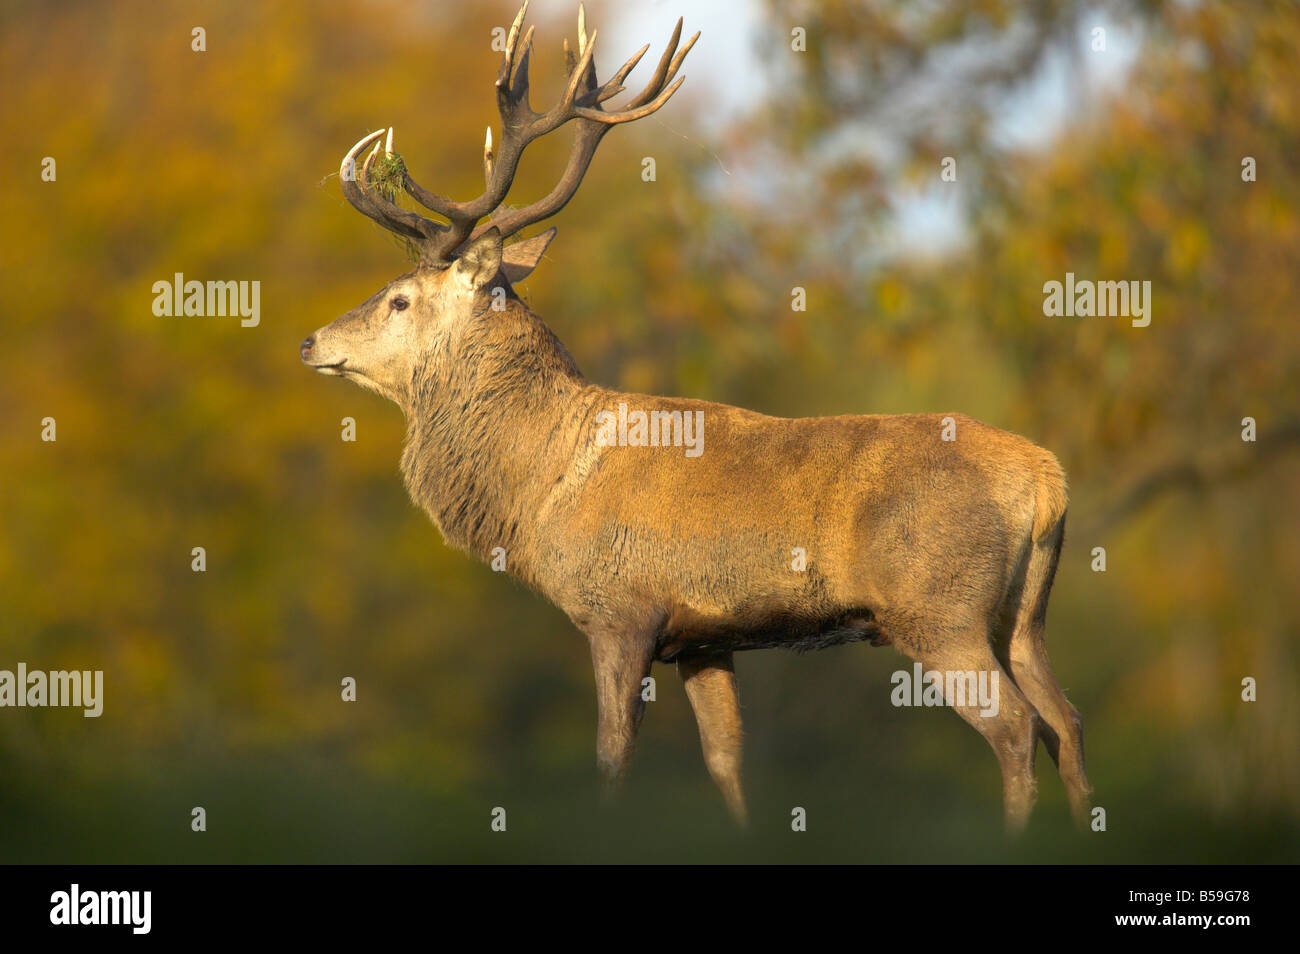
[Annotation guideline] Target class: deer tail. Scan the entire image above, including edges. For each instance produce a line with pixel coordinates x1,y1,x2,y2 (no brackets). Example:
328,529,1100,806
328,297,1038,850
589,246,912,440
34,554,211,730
1032,452,1069,545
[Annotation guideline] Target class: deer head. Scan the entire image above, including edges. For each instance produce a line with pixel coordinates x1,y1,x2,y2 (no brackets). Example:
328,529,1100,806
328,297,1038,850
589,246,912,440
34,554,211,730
301,1,697,405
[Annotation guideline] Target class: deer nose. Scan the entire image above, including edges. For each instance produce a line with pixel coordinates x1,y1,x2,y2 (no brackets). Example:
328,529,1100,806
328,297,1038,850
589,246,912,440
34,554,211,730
300,335,315,362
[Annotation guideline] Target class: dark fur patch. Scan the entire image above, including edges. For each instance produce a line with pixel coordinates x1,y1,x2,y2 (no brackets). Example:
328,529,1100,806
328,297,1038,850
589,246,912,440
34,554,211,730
658,607,883,661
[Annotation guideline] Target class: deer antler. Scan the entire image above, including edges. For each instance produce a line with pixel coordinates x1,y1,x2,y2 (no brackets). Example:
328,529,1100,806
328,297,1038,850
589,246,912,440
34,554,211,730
339,1,697,266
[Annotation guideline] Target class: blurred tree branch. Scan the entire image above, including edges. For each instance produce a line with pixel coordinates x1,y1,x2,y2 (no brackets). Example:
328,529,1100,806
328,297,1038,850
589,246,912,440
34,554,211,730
1084,418,1300,538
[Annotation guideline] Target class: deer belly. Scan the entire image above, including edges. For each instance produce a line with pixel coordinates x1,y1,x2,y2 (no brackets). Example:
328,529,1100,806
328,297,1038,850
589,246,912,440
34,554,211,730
655,602,886,661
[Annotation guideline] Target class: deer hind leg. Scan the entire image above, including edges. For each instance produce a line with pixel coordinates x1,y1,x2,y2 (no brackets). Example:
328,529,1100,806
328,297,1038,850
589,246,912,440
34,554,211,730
999,521,1093,828
678,652,747,826
585,623,658,796
897,627,1042,833
1007,633,1091,828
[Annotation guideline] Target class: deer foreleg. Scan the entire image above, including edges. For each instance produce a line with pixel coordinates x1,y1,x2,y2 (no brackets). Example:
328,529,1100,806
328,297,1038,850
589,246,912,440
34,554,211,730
679,652,747,826
585,622,658,794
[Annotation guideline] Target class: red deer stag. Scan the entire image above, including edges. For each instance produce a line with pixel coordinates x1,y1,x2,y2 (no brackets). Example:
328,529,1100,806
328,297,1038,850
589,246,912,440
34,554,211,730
301,1,1093,831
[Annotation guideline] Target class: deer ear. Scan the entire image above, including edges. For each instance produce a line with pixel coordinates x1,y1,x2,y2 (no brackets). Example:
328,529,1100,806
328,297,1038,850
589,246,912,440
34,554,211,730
455,227,503,289
501,227,557,283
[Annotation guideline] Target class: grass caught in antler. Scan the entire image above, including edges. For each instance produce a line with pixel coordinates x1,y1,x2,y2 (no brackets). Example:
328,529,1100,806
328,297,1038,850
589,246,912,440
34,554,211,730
366,152,422,263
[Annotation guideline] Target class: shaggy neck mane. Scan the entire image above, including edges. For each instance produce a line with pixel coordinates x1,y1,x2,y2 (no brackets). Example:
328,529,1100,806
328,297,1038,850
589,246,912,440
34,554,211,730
400,297,589,575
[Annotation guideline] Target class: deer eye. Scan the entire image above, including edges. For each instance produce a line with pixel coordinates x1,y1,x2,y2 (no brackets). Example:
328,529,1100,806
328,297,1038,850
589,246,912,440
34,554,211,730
391,296,409,311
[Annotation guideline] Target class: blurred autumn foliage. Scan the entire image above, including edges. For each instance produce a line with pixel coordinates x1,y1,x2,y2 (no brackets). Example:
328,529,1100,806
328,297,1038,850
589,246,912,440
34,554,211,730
0,0,1296,861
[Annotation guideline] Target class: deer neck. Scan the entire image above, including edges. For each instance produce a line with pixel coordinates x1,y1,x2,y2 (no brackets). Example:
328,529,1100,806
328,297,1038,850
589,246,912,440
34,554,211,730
399,301,588,572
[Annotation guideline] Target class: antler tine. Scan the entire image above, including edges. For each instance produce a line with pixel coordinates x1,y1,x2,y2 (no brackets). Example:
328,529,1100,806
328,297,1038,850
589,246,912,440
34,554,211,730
497,0,529,90
510,25,535,101
553,29,598,118
664,31,699,87
593,43,650,104
577,4,599,92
